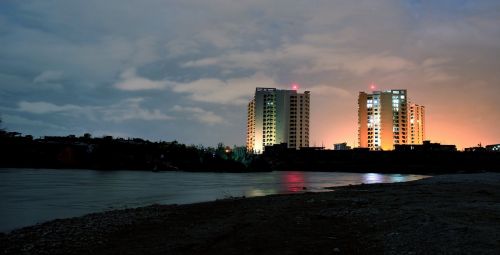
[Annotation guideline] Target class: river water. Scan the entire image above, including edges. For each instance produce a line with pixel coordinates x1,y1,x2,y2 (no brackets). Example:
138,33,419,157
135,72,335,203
0,168,428,232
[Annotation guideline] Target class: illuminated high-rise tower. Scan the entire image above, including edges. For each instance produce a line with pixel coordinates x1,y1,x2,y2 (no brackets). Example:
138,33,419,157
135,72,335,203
409,103,425,144
358,89,410,150
246,99,256,152
246,87,310,153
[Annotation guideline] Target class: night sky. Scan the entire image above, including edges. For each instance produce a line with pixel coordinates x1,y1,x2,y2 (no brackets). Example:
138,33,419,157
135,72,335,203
1,0,499,149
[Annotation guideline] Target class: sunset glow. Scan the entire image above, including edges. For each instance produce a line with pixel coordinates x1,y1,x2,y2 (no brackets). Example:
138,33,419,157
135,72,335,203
0,1,498,150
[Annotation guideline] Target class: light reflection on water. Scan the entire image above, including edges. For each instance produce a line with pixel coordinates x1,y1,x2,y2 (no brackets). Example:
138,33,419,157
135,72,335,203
0,169,428,232
361,173,410,184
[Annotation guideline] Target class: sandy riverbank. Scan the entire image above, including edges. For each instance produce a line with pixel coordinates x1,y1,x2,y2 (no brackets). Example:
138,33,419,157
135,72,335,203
1,173,499,254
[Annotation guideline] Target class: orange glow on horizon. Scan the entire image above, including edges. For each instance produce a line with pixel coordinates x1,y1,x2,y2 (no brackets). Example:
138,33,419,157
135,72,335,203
310,113,493,151
309,90,495,151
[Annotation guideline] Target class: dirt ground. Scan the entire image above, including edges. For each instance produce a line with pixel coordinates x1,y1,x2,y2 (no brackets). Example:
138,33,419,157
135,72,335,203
1,173,500,254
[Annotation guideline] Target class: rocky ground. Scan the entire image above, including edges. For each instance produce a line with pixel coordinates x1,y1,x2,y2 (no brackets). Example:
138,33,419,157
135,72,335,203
1,173,500,254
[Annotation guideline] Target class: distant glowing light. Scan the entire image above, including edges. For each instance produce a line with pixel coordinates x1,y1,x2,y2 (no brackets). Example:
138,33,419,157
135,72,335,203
291,83,299,90
370,82,376,90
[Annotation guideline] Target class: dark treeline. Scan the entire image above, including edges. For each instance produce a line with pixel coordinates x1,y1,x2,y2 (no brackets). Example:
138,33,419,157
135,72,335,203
1,130,499,174
0,132,270,172
262,147,500,174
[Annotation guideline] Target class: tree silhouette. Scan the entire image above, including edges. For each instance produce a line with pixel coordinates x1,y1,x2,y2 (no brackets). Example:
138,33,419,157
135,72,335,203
0,116,5,133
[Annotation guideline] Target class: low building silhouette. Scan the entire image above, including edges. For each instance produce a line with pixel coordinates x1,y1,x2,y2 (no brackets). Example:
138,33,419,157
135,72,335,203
486,144,500,152
333,142,351,150
394,140,457,152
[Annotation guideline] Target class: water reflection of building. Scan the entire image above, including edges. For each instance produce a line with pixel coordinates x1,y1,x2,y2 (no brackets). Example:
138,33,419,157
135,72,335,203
362,173,384,184
390,174,406,183
247,189,277,197
283,171,306,192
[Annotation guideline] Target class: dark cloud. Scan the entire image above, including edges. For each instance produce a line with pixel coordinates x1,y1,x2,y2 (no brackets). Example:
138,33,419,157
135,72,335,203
1,0,499,148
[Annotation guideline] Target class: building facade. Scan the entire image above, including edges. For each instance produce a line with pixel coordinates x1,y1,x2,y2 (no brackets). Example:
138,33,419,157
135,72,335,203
486,144,500,152
358,89,422,150
409,103,425,144
333,142,351,150
246,99,256,152
246,87,310,153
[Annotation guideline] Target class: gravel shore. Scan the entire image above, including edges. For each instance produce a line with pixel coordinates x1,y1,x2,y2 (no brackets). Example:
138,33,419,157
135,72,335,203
1,173,499,254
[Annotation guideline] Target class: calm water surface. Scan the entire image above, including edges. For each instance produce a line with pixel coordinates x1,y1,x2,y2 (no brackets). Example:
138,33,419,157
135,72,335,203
0,168,428,232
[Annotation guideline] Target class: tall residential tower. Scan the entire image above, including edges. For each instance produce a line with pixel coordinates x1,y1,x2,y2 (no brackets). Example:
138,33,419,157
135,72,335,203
358,89,408,150
409,103,425,144
246,87,310,153
358,89,425,150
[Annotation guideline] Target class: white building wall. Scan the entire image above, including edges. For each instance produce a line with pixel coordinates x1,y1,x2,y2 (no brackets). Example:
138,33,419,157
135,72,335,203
247,87,310,153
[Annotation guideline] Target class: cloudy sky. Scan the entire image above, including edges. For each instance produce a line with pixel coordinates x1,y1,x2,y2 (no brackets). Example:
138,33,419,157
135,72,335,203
1,0,499,149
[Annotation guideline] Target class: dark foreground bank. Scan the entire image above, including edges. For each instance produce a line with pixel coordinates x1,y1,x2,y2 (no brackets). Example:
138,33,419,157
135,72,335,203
1,173,500,254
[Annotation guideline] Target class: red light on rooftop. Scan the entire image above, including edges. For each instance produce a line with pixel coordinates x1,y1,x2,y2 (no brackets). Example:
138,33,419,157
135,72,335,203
291,83,299,90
